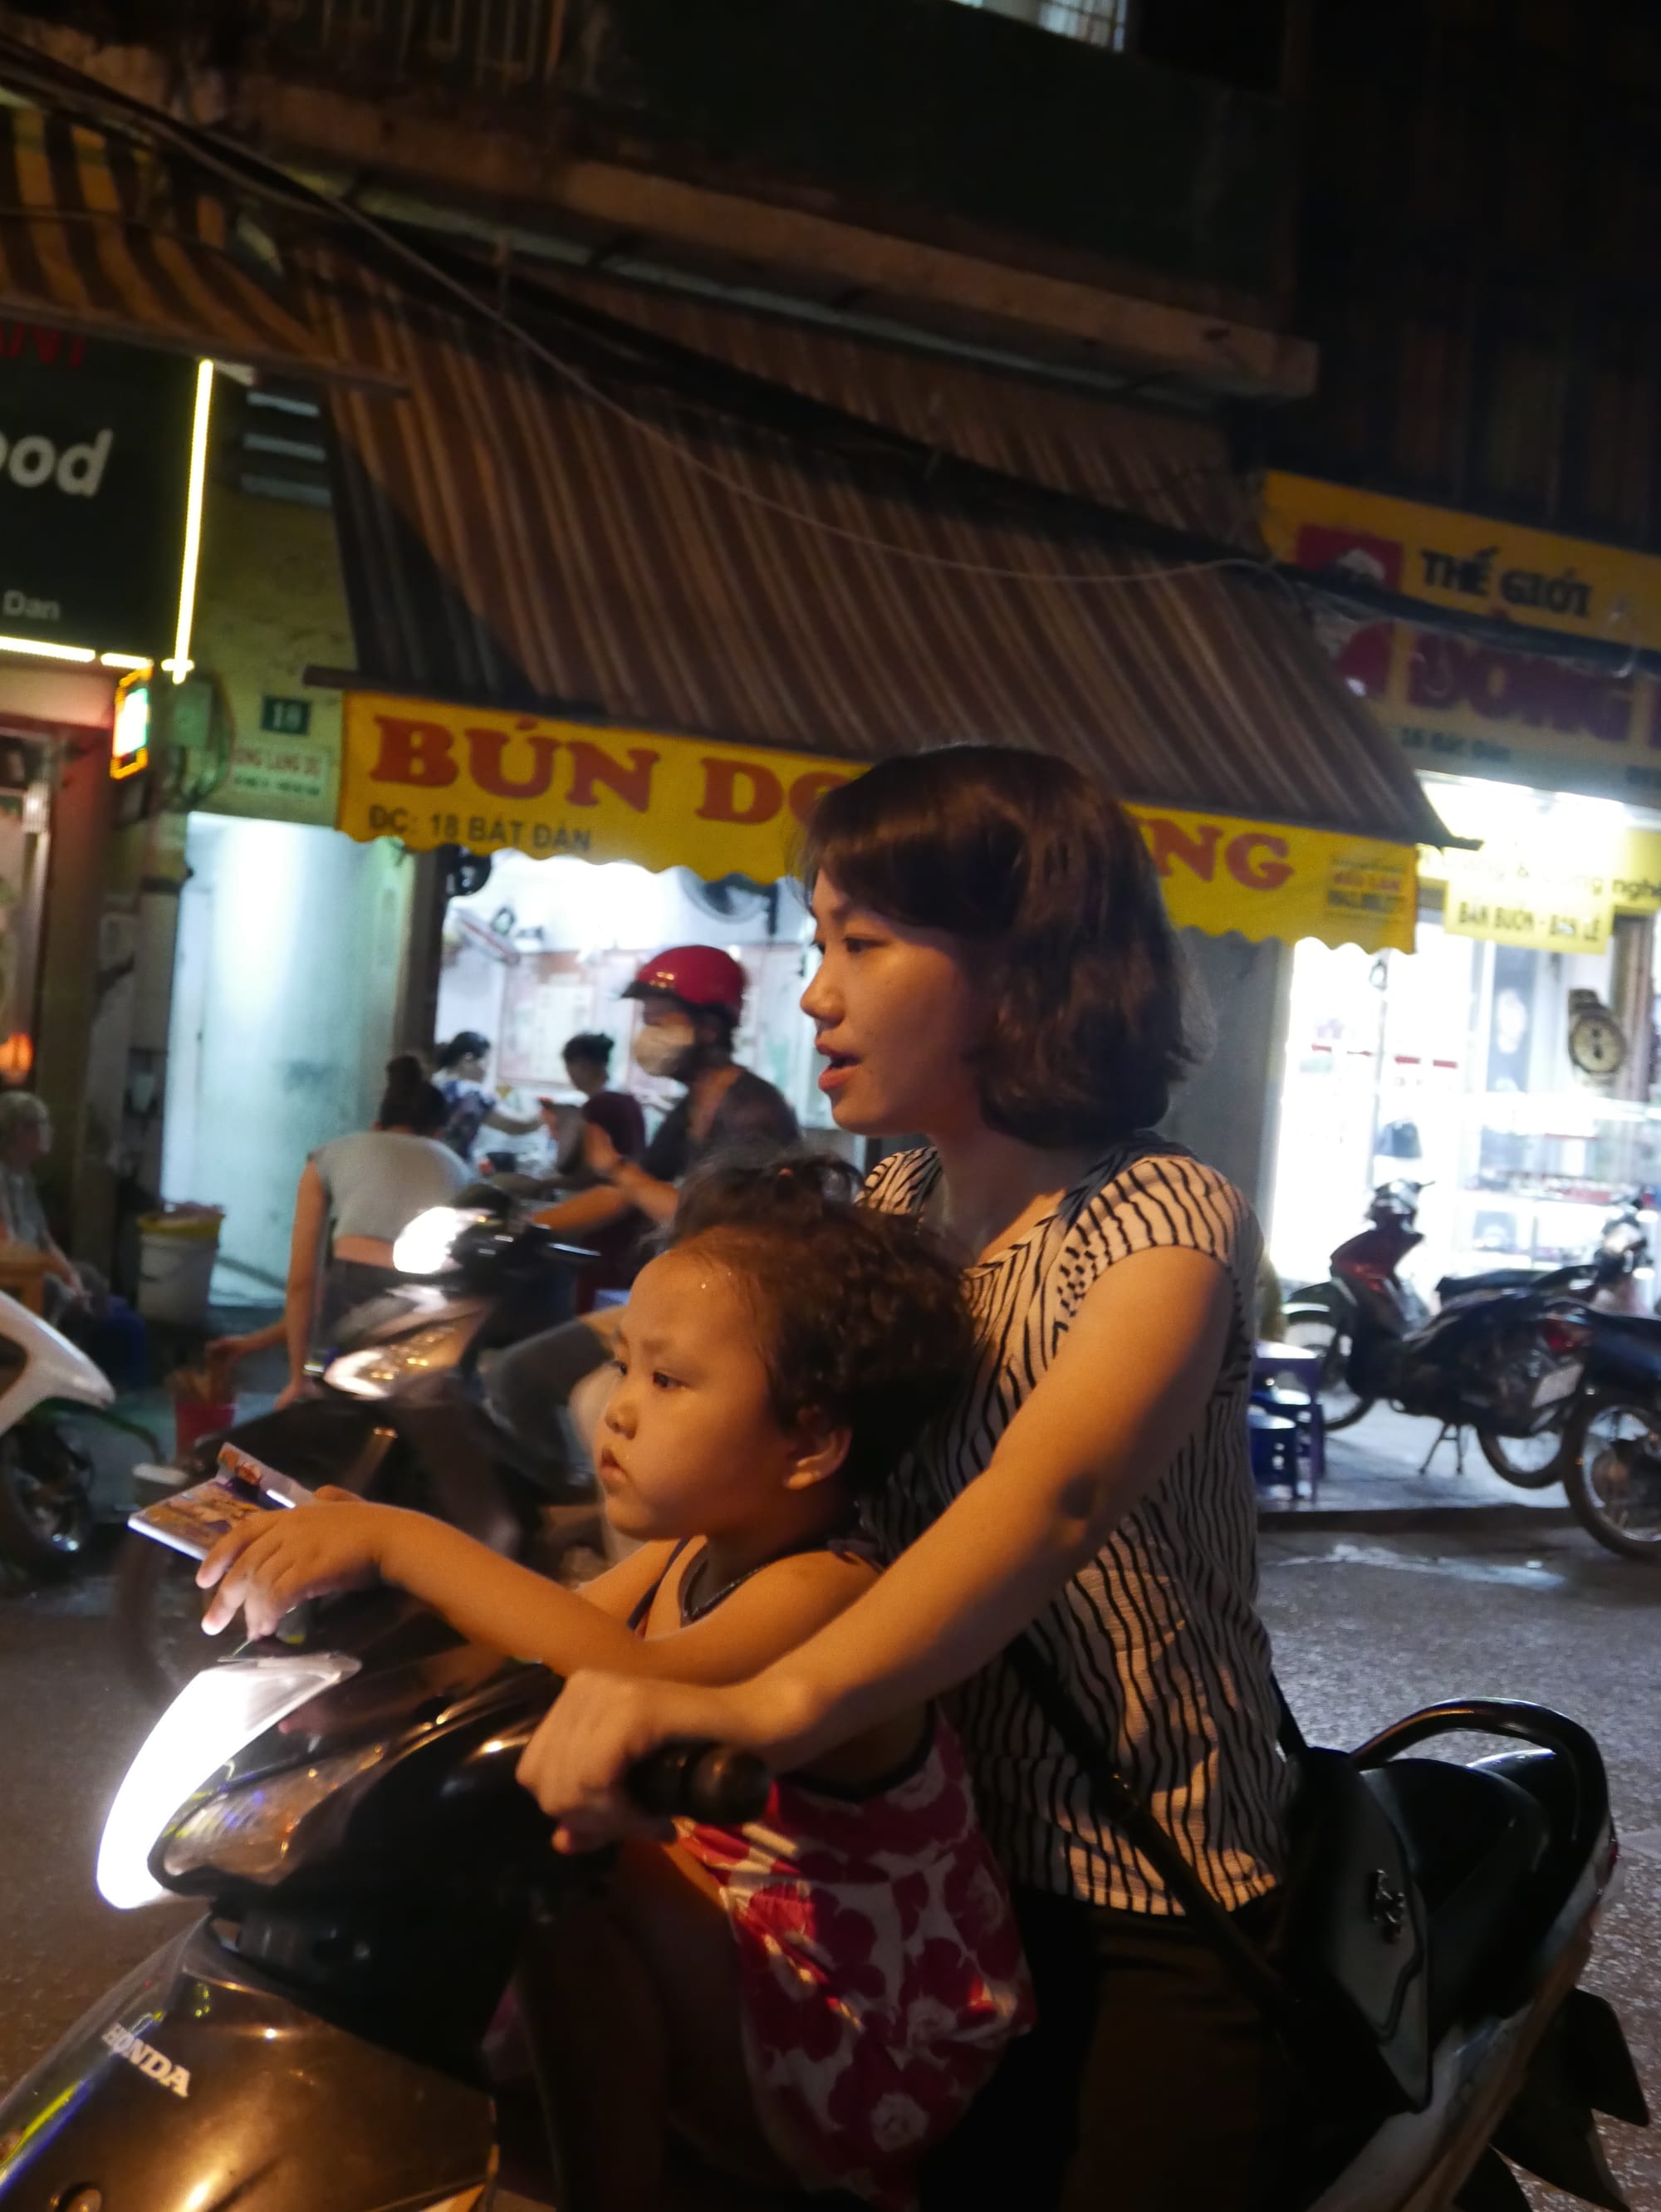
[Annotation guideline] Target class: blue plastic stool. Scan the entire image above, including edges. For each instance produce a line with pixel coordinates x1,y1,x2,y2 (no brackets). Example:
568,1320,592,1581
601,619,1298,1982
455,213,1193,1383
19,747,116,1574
1247,1404,1299,1491
1253,1384,1326,1496
1253,1341,1328,1493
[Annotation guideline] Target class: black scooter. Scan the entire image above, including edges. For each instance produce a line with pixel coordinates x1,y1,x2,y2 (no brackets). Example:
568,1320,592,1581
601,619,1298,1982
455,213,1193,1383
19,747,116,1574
0,1592,1648,2212
1285,1183,1595,1484
114,1200,599,1701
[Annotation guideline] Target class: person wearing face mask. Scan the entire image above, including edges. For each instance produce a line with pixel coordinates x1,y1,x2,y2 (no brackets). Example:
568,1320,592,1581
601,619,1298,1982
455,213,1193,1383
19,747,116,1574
488,947,797,1454
534,947,797,1240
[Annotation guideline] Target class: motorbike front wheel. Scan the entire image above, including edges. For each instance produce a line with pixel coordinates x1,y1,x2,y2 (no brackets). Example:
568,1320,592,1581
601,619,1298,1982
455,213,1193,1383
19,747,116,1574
0,1425,92,1575
1281,1312,1375,1431
1562,1395,1661,1563
114,1530,219,1702
1476,1423,1570,1489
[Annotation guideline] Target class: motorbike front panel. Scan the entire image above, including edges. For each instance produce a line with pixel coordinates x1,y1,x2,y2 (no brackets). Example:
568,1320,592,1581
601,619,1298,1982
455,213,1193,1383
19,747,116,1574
0,1920,495,2211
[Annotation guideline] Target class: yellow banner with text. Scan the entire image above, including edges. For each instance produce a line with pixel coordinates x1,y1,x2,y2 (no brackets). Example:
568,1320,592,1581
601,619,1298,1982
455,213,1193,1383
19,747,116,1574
337,693,1418,954
1420,815,1661,953
1263,470,1661,655
1265,472,1661,803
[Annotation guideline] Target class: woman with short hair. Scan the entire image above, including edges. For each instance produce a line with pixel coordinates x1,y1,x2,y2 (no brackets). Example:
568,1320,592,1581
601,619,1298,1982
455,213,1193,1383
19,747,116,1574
515,747,1292,2210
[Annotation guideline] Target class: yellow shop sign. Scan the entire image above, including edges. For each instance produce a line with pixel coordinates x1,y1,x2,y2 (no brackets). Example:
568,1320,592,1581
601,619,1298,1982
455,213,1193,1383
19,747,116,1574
1263,471,1661,655
337,693,852,881
1266,473,1661,802
337,692,1418,954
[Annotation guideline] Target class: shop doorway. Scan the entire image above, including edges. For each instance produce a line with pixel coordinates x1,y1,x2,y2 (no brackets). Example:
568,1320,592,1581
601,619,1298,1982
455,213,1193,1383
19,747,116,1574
430,853,847,1172
161,815,414,1298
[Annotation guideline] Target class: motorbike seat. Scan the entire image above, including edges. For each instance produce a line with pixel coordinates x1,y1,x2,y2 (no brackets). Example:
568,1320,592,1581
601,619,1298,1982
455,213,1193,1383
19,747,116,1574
1587,1308,1661,1338
1435,1268,1546,1301
1366,1759,1548,2037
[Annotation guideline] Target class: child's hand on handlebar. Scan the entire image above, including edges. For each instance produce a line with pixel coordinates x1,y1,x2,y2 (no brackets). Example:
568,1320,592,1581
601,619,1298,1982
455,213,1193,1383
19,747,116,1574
196,1488,386,1638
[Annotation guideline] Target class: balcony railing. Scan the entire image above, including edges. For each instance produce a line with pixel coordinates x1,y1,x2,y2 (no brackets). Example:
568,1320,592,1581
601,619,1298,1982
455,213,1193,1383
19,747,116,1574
256,0,1129,92
949,0,1129,51
258,0,562,91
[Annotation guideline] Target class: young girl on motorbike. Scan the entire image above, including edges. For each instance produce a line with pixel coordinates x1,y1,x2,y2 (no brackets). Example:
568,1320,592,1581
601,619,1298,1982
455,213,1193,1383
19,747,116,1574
198,1157,1032,2212
512,746,1296,2210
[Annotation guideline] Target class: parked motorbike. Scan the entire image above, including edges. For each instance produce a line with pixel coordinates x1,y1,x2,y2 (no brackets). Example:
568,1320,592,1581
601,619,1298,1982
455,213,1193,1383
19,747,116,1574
0,1297,159,1577
114,1200,596,1700
1420,1194,1661,1557
0,1587,1645,2211
1284,1183,1596,1486
1433,1194,1657,1487
1555,1331,1661,1565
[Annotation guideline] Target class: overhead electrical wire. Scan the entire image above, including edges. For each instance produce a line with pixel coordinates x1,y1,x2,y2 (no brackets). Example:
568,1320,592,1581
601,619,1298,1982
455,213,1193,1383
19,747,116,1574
0,32,1653,671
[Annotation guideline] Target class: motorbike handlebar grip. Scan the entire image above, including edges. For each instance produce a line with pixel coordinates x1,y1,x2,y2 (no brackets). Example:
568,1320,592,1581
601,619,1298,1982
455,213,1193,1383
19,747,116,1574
625,1740,772,1825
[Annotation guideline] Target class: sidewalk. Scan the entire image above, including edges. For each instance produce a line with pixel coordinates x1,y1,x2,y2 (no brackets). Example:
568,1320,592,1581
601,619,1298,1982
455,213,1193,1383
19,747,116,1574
1259,1402,1575,1533
78,1320,1575,1538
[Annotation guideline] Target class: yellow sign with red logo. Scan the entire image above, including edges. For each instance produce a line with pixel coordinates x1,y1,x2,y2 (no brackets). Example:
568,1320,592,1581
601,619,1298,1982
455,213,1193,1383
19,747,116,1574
1264,472,1661,805
337,691,1418,954
1263,472,1661,654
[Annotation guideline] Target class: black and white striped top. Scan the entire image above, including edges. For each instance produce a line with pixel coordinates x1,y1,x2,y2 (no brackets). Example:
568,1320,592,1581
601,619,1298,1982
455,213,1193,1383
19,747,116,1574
865,1140,1286,1916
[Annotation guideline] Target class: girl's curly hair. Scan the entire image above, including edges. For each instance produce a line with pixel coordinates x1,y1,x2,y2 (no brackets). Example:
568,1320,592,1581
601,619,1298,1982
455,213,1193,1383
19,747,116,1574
667,1152,974,1498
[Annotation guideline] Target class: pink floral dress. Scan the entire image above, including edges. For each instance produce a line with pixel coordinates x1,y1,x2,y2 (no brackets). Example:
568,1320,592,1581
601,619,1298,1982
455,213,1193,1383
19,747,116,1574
635,1540,1034,2208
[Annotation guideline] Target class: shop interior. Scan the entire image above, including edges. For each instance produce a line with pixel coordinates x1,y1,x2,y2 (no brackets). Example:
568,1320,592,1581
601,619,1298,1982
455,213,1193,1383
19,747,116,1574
433,850,849,1172
1269,778,1661,1298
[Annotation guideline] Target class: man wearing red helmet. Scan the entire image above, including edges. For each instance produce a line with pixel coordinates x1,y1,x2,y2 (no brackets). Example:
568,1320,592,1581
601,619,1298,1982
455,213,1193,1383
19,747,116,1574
491,946,798,1453
532,944,797,1245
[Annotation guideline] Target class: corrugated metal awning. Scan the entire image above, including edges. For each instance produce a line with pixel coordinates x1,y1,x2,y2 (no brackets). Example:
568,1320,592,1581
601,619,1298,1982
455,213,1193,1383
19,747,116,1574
0,104,402,388
309,253,1446,848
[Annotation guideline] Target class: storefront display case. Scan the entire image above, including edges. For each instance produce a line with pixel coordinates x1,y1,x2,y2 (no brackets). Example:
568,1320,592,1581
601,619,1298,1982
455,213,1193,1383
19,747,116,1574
1269,871,1661,1295
1453,1092,1660,1268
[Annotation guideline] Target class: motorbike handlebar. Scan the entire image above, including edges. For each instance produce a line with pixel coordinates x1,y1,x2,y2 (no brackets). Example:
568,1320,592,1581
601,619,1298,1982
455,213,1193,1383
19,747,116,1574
624,1739,772,1825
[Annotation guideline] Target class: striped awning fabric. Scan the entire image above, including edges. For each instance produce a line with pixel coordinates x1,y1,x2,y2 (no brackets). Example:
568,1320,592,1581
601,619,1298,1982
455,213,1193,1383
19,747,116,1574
311,255,1446,846
0,103,400,387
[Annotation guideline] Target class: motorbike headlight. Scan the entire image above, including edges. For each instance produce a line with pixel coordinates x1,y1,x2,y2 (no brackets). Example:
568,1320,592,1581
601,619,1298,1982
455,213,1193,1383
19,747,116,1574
160,1739,386,1883
394,1206,487,1278
324,1322,468,1400
96,1653,360,1910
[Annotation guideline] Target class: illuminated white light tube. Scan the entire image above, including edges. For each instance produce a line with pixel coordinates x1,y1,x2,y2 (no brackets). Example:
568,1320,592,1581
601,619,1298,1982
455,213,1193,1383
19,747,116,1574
100,651,153,671
0,635,96,664
96,1651,360,1910
170,358,215,687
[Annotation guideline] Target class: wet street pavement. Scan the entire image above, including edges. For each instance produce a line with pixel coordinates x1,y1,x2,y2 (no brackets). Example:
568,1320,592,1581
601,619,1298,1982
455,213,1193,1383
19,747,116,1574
2,1520,1659,2206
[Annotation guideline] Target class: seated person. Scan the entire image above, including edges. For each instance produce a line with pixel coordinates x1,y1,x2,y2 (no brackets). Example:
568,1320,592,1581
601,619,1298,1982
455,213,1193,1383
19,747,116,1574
535,1032,647,1311
198,1157,1031,2212
0,1091,91,1323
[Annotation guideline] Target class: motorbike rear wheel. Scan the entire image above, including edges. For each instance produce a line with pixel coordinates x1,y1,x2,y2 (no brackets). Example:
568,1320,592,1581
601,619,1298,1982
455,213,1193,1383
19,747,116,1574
114,1529,219,1702
1476,1424,1569,1489
0,1425,92,1575
1563,1394,1661,1563
1281,1312,1375,1430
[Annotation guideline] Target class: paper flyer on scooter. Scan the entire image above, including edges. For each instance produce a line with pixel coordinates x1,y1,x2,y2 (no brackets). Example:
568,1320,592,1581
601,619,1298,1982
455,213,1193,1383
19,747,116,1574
126,1444,312,1560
